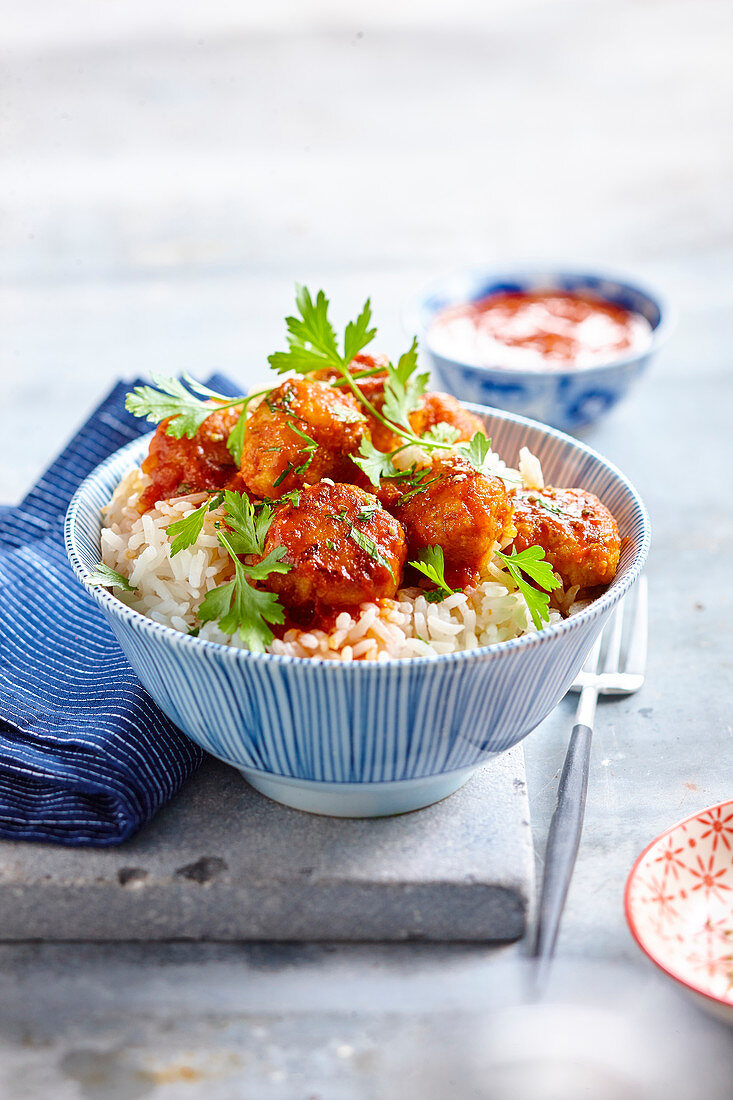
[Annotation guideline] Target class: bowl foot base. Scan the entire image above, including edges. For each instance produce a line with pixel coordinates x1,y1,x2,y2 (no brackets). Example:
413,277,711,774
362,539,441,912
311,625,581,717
238,767,477,818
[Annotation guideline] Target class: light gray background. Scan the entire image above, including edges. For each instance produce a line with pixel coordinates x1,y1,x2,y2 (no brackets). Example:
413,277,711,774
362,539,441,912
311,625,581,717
2,1,733,1095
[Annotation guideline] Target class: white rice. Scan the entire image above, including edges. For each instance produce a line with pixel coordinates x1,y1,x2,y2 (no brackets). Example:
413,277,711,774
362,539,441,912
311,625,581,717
100,453,566,661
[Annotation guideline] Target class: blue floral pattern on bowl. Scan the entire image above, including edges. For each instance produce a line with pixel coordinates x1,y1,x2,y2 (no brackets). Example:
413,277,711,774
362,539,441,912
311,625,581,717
411,269,671,432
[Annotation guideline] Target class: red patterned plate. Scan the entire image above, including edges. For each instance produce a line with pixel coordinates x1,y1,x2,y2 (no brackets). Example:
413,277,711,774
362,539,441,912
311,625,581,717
625,800,733,1024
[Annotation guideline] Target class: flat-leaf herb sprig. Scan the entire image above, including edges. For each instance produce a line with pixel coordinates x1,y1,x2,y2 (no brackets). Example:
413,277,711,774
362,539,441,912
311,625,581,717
87,563,136,592
267,286,462,472
188,491,292,653
125,375,268,465
407,543,560,628
124,288,506,501
495,546,561,629
408,546,458,603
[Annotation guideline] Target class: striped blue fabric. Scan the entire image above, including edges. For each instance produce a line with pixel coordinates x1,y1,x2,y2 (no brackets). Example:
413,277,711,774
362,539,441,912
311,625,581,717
0,376,239,845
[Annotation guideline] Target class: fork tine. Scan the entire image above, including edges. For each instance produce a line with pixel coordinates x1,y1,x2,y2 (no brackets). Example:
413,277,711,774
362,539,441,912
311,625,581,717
602,599,625,674
625,575,648,676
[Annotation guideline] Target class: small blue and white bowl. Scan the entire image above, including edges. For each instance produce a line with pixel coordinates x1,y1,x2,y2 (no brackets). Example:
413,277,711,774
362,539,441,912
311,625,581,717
65,407,649,818
410,269,672,432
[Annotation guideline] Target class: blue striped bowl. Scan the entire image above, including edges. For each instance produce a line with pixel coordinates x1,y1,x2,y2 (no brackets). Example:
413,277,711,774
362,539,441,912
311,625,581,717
65,407,649,817
409,268,672,432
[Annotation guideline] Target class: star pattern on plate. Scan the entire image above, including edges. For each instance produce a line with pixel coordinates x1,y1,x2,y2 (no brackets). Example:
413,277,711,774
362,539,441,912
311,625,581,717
627,800,733,1007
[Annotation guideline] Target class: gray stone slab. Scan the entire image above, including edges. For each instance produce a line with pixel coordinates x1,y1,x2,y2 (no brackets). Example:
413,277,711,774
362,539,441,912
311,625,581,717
0,748,533,942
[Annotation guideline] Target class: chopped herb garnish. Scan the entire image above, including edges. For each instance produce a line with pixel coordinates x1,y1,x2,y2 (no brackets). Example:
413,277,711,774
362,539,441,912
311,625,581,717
494,545,561,629
286,419,318,474
326,539,336,551
187,625,200,638
529,494,568,518
408,545,456,601
326,507,395,580
274,490,301,508
272,464,293,489
397,472,442,505
87,563,136,592
345,524,396,581
355,504,378,524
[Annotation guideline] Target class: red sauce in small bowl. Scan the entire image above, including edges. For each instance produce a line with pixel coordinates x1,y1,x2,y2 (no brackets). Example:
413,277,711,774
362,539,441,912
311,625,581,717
428,290,652,371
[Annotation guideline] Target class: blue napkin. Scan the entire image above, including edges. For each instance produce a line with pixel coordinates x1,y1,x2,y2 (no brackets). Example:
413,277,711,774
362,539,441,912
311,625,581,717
0,375,239,845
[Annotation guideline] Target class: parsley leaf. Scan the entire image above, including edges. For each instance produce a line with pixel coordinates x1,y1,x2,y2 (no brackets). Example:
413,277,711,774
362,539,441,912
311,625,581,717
125,374,244,439
421,422,461,445
456,431,493,473
198,531,291,653
529,494,573,518
268,286,377,377
87,563,136,592
227,408,249,464
288,285,340,362
197,580,236,623
382,338,429,429
454,431,523,486
219,491,272,556
343,298,378,364
408,545,456,600
167,492,224,557
352,437,398,488
494,545,561,629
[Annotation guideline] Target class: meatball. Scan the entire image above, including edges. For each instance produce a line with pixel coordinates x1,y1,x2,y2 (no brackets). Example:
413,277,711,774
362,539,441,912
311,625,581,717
370,391,486,453
260,482,407,613
238,379,366,499
315,356,485,453
381,456,513,589
140,405,240,511
313,353,390,404
410,393,485,444
510,487,621,589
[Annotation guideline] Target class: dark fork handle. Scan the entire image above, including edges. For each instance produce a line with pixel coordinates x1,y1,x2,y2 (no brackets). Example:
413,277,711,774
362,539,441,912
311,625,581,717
532,722,593,961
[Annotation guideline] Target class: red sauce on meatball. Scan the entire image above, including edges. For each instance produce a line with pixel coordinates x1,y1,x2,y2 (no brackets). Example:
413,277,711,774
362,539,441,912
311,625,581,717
140,407,240,511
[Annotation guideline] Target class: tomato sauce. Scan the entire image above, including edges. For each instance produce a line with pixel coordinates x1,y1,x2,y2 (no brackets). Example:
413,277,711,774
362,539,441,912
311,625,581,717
428,290,652,371
140,407,240,511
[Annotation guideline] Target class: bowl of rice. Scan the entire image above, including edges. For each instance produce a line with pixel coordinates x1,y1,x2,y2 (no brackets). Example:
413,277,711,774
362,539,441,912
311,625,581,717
65,404,649,817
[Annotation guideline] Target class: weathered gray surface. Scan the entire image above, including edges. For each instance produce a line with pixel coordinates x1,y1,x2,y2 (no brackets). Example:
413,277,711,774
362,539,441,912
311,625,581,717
2,0,733,1095
0,752,532,942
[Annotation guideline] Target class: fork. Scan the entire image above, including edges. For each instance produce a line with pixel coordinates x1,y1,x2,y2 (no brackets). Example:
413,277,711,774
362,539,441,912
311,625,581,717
532,575,648,970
